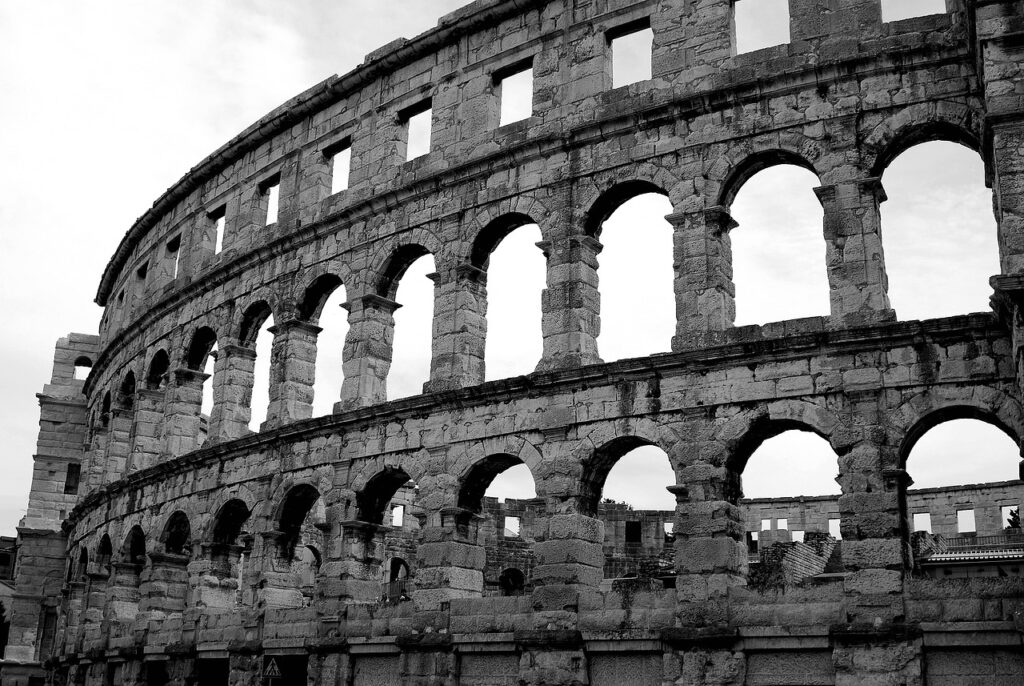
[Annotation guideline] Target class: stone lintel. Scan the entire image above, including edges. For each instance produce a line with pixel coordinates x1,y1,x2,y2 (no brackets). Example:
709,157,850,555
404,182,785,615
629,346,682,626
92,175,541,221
171,368,211,385
358,294,402,313
829,622,922,645
513,630,584,650
661,626,739,649
270,319,323,336
219,344,257,359
395,633,454,652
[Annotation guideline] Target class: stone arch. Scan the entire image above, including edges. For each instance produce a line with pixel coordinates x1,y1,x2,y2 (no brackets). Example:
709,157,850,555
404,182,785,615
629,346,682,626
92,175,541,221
120,525,146,572
582,179,671,238
184,326,218,370
202,486,259,543
374,243,434,300
452,435,545,486
467,193,556,253
863,102,984,178
297,273,347,322
354,466,415,525
469,212,540,271
117,370,136,410
714,148,821,210
146,349,170,390
890,387,1024,468
96,533,113,570
236,299,275,348
99,390,112,429
719,400,846,475
273,483,326,561
160,511,192,556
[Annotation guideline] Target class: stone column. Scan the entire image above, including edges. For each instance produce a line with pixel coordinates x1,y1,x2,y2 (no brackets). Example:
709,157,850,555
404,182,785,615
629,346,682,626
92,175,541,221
336,295,400,410
85,430,109,492
263,319,321,428
815,178,894,327
129,389,165,472
532,512,605,592
104,562,142,623
103,408,133,482
253,530,305,610
318,521,388,612
424,265,487,393
208,344,257,442
535,235,603,371
138,552,190,615
412,507,486,609
670,205,737,350
163,369,208,458
672,465,746,627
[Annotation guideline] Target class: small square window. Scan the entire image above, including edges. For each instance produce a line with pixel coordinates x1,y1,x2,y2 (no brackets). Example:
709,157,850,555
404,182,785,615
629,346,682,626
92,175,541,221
1002,505,1020,528
733,0,790,54
880,0,946,22
776,518,788,531
663,522,674,536
625,520,642,543
913,512,932,533
957,509,976,534
791,530,805,543
64,463,81,495
828,518,842,539
135,262,148,281
609,22,653,88
504,516,521,537
760,518,771,531
402,102,432,161
327,142,352,195
497,63,534,126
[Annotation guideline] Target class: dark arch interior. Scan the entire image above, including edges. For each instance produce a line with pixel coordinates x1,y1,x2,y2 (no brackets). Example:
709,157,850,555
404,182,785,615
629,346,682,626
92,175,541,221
163,512,192,556
119,371,136,409
357,468,413,525
73,356,92,369
123,526,146,571
298,274,345,322
278,485,322,560
77,548,89,580
185,327,218,370
471,213,536,270
580,436,657,516
585,180,667,237
97,535,112,564
212,500,251,546
238,301,273,347
100,392,112,428
458,454,526,513
498,567,525,596
378,245,431,300
147,350,170,390
719,150,818,209
389,557,410,582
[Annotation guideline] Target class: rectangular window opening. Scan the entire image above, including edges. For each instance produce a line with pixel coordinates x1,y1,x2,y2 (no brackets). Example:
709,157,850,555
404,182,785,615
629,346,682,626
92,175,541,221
327,141,352,195
791,530,805,543
609,21,653,88
210,206,226,254
402,102,433,161
913,512,932,533
880,0,946,23
135,262,148,281
504,516,521,538
497,63,534,126
828,518,842,540
261,177,281,226
391,504,405,528
625,520,642,543
760,518,771,532
64,463,81,495
733,0,791,55
746,531,759,555
956,508,976,534
1003,505,1020,529
776,518,788,531
166,235,181,279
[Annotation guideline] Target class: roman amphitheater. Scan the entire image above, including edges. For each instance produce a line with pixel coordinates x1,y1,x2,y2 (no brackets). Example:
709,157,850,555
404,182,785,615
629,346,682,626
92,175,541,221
4,0,1024,683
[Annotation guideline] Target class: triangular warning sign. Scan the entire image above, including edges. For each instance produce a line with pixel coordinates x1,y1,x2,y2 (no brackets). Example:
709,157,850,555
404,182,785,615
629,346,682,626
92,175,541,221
264,658,282,678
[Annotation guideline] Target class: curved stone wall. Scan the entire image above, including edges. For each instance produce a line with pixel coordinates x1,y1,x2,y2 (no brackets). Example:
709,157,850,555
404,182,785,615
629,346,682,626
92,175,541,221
13,0,1024,684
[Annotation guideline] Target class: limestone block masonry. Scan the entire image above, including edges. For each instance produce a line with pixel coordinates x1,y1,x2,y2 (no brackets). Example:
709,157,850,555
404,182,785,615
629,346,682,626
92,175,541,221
5,0,1024,684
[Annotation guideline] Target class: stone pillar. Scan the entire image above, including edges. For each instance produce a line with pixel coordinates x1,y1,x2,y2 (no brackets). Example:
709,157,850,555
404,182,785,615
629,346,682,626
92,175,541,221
318,521,388,612
102,408,133,482
253,530,305,610
163,369,208,458
815,178,894,327
138,552,190,615
208,344,257,442
838,396,908,625
128,389,165,472
672,465,747,627
670,205,736,350
535,235,603,371
532,512,604,592
85,430,109,492
263,319,321,428
228,651,262,686
412,507,486,609
424,265,487,393
336,295,400,410
104,562,142,624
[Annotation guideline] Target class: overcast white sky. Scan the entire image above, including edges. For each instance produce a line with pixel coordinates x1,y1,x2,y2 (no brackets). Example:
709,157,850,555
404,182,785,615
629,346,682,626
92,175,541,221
0,0,1017,536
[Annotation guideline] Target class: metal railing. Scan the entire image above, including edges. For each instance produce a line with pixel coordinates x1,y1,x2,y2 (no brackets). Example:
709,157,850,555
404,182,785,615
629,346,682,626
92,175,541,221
942,533,1024,551
381,578,411,602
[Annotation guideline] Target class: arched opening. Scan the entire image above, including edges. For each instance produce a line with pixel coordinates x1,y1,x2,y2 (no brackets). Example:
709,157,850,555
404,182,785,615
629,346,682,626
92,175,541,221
121,526,146,585
380,246,435,400
383,557,411,601
162,512,192,557
73,356,92,381
187,327,218,438
77,548,89,581
210,499,252,584
472,215,545,380
903,413,1022,578
586,440,676,582
146,350,170,391
97,535,113,576
100,391,111,429
300,275,349,417
878,140,996,320
727,156,827,324
276,485,326,597
587,183,674,361
118,372,136,411
239,302,274,431
732,422,841,589
0,601,10,659
498,567,526,596
357,468,414,525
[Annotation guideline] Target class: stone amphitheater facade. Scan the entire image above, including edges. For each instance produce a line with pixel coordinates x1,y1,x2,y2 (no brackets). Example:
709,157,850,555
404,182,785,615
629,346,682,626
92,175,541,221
5,0,1024,684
